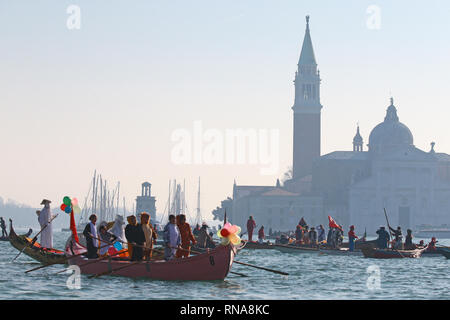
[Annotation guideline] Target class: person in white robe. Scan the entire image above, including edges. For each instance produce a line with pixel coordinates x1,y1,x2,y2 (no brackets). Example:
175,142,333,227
163,215,181,260
37,199,54,248
110,215,126,243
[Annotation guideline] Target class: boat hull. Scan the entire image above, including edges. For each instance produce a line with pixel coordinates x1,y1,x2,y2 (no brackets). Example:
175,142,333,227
243,241,276,250
318,248,362,256
274,244,320,254
361,247,424,259
9,220,66,264
66,242,235,281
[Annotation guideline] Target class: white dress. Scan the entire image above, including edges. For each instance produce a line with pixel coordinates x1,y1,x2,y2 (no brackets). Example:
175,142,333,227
38,204,53,248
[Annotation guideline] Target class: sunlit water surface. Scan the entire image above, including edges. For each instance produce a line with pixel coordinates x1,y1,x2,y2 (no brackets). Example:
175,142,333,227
1,231,449,300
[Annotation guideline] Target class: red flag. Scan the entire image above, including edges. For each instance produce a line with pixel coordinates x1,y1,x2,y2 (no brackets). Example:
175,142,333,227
70,210,80,243
328,215,343,231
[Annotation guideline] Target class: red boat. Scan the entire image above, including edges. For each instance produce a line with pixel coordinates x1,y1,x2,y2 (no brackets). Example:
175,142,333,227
65,241,236,281
361,247,425,259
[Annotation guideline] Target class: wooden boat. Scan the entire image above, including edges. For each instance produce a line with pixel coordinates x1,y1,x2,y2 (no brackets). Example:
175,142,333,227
9,220,66,264
421,247,450,258
242,240,276,250
341,239,377,249
274,243,320,254
66,241,236,280
361,247,424,259
318,248,363,256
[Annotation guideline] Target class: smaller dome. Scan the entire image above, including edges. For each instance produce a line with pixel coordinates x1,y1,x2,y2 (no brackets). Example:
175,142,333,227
369,99,414,152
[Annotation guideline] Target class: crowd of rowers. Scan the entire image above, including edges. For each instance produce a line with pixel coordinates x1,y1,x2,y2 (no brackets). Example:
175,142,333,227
82,212,217,261
245,216,439,252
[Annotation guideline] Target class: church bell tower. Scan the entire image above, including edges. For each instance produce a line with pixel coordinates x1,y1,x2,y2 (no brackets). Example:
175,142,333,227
292,16,322,179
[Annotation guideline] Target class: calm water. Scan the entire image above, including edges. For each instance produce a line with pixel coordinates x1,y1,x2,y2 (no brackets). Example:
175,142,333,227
1,230,449,300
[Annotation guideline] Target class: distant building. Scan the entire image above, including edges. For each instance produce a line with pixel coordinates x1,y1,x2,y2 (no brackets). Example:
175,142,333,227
213,16,450,234
136,182,156,221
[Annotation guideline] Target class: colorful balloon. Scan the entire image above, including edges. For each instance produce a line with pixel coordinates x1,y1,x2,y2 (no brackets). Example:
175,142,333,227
60,204,67,211
64,206,72,214
73,205,81,214
63,196,71,206
71,198,78,206
113,241,123,251
217,223,241,246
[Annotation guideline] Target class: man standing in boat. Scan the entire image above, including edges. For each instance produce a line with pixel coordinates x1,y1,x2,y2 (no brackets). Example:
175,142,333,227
375,226,390,249
83,214,99,259
348,225,358,252
163,215,181,260
0,217,7,238
125,215,145,261
246,216,256,242
37,199,54,248
389,226,403,249
176,214,196,258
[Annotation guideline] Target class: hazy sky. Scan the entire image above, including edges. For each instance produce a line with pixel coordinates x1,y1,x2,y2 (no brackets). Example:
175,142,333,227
1,1,449,225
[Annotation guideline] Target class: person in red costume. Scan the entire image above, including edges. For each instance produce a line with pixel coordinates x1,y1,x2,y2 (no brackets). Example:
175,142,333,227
348,225,358,252
258,226,265,244
427,237,437,251
247,216,256,242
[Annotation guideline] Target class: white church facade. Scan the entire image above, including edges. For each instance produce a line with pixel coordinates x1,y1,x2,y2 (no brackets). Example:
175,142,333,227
212,16,450,234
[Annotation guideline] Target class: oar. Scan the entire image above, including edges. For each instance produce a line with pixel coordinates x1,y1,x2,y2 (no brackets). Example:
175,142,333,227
233,260,288,276
53,248,129,275
24,242,112,273
12,213,59,262
186,247,287,276
88,261,141,279
384,208,405,258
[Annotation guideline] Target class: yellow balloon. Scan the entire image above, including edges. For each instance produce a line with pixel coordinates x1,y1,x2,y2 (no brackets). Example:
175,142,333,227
229,234,241,245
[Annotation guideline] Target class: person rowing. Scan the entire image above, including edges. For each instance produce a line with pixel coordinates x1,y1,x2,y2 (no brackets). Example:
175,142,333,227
375,226,390,249
125,215,146,261
163,214,181,260
389,226,403,249
83,214,99,259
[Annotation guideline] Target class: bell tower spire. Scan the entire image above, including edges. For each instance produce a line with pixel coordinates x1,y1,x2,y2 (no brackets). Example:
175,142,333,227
292,16,322,179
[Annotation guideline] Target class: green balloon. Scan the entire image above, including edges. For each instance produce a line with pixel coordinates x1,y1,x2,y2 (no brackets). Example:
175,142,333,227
63,196,72,206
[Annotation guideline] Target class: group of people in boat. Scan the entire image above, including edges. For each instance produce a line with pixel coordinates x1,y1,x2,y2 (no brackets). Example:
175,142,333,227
81,211,220,261
246,216,349,249
375,225,438,251
245,215,441,253
15,198,444,260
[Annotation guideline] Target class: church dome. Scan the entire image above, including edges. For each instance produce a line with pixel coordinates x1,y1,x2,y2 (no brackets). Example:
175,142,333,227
368,99,413,152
